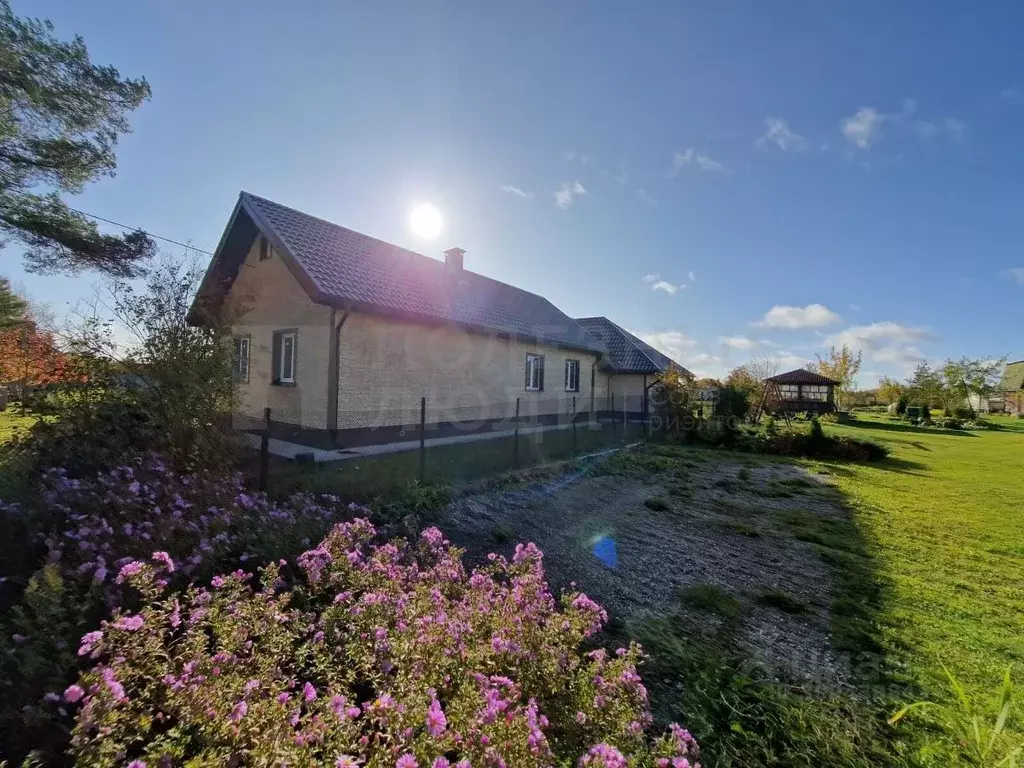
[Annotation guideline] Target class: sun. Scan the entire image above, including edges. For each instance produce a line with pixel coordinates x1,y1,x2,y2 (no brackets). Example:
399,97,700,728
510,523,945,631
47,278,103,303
408,202,444,240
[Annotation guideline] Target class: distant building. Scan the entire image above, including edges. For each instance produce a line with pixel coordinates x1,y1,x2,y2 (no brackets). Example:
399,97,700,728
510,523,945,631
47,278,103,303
763,368,839,415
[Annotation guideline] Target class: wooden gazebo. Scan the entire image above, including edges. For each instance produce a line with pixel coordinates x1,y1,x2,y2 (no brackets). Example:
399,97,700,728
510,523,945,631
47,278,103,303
760,368,839,417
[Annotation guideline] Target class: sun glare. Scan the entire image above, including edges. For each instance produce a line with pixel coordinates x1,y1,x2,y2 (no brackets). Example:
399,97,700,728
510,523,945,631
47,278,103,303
408,202,444,240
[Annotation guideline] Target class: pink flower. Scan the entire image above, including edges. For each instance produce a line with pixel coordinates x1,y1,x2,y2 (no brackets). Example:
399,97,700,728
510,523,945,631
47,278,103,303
115,614,145,631
151,551,175,572
64,684,85,703
127,761,146,768
432,759,450,768
303,682,317,701
425,698,447,737
78,630,103,657
396,755,418,768
116,561,145,584
336,757,358,768
229,700,247,722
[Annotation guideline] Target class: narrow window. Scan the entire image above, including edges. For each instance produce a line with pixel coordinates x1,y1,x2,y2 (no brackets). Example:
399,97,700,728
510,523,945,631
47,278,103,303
565,359,580,392
273,330,297,384
525,353,544,391
259,236,271,261
232,335,250,382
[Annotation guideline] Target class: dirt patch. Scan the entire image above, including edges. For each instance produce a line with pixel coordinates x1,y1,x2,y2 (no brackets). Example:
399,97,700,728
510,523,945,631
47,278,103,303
432,448,852,688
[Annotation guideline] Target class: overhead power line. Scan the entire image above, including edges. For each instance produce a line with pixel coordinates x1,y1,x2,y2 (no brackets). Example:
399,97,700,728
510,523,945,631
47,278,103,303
66,206,213,256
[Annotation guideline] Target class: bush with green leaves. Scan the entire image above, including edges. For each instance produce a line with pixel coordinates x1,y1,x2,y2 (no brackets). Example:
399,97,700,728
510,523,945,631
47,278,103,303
65,520,701,767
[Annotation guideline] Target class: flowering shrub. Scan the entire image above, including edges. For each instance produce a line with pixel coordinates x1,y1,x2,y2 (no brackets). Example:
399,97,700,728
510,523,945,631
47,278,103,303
68,520,700,767
34,453,357,596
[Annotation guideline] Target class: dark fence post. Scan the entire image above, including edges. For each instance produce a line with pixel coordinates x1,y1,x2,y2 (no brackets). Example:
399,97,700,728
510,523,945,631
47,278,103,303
623,396,628,438
259,407,270,492
572,395,577,454
513,397,521,468
611,393,616,439
419,396,426,484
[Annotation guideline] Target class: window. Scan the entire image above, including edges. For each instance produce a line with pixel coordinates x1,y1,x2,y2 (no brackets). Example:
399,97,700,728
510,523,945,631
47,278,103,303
232,335,250,382
259,236,271,261
565,359,580,392
803,384,829,402
273,330,297,385
525,353,544,391
778,384,800,400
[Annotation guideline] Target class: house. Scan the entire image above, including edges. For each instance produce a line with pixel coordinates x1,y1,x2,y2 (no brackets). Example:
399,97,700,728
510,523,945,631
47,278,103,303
192,192,664,447
763,368,839,414
575,316,688,413
997,360,1024,416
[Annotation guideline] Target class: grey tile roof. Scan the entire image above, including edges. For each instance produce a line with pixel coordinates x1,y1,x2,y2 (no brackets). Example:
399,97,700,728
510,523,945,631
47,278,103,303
234,193,606,354
575,316,686,374
767,368,839,385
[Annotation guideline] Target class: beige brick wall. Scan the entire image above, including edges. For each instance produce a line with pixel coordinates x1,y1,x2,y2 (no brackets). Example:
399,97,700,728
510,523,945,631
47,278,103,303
224,235,603,431
335,311,602,429
606,373,652,410
224,236,332,429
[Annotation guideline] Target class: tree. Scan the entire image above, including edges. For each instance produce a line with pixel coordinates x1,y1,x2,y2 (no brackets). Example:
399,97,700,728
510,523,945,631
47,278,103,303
877,376,904,406
0,1,155,276
941,356,1007,414
0,320,74,390
906,361,945,407
814,344,862,410
0,276,27,328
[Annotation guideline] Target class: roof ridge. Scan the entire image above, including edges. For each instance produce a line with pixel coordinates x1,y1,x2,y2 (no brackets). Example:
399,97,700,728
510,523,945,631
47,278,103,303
240,191,556,303
605,318,663,371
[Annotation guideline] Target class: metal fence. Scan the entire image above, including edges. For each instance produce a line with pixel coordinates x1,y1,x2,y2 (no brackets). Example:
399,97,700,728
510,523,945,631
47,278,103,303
235,394,651,495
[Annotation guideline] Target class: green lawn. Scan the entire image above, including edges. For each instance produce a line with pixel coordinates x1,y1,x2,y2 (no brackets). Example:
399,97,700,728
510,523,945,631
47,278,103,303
0,408,38,445
824,413,1024,740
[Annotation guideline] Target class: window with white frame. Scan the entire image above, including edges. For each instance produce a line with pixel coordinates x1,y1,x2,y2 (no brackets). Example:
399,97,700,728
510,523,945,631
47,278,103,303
565,359,580,392
525,353,544,391
803,384,829,401
232,335,250,382
778,384,801,400
273,330,297,384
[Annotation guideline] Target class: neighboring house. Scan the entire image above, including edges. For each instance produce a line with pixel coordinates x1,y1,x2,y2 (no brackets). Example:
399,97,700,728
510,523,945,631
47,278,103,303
574,316,688,412
191,192,612,446
996,360,1024,416
763,368,839,414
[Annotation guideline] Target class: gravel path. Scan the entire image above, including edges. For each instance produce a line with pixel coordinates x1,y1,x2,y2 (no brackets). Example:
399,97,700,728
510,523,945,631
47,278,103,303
431,449,852,688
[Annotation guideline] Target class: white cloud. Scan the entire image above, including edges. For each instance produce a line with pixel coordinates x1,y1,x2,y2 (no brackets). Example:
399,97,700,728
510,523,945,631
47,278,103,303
825,321,934,372
500,185,534,199
635,188,657,204
776,353,811,370
554,180,587,209
841,107,884,149
843,102,965,150
718,335,758,350
688,270,696,283
634,330,699,364
1002,267,1024,285
612,169,629,185
671,148,725,175
756,117,806,151
753,303,842,329
642,273,684,295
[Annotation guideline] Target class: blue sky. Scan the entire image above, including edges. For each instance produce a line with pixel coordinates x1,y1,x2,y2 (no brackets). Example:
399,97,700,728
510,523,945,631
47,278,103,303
5,1,1024,387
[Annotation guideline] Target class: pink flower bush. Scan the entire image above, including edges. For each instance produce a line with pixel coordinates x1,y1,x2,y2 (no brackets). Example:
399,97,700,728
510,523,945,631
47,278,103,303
67,520,700,767
33,454,360,598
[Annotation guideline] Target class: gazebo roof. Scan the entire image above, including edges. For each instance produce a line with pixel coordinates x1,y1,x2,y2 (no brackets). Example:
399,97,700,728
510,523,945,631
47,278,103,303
766,368,840,386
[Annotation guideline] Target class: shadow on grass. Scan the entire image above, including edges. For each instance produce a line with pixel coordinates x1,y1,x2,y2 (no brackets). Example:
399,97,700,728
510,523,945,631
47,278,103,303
844,419,977,438
599,451,920,766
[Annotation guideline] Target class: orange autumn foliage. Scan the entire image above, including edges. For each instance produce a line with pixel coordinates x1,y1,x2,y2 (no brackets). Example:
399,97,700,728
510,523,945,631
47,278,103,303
0,323,77,386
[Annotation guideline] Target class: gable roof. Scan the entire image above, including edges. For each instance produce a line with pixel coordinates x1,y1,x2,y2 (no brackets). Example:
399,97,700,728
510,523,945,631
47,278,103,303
766,368,839,385
575,316,687,375
1001,361,1024,391
193,192,606,354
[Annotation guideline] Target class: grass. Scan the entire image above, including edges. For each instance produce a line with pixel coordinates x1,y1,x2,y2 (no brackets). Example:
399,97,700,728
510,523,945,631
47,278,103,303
756,589,809,615
0,408,38,445
820,411,1024,752
678,583,743,621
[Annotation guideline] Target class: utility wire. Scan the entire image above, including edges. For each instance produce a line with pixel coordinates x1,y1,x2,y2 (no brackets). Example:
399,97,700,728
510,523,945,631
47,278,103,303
65,206,213,255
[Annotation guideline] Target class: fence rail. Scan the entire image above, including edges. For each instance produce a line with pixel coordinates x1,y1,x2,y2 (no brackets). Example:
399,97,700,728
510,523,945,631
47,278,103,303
239,394,650,494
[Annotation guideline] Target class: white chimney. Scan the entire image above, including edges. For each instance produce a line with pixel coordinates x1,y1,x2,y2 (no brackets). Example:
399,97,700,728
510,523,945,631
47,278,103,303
444,247,465,272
